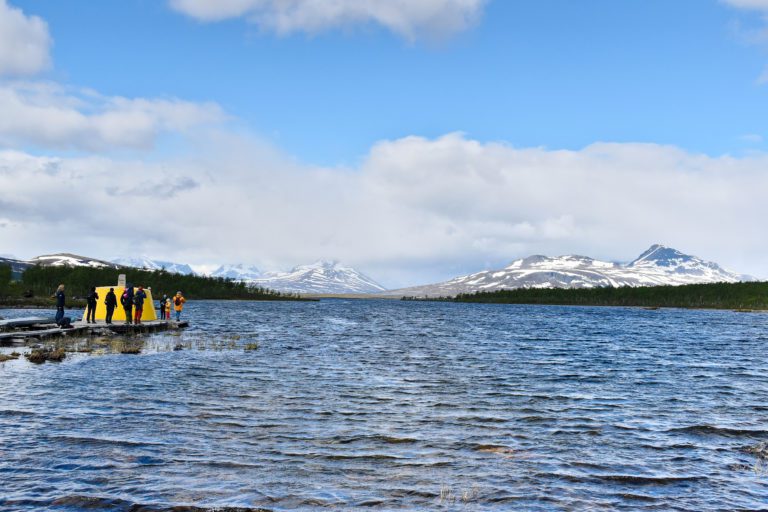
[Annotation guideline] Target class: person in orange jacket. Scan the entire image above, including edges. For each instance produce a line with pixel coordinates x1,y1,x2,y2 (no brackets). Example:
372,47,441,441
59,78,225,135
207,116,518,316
173,291,186,321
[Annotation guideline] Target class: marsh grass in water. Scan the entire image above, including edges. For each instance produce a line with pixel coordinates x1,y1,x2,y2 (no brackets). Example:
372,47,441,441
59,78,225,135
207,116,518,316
0,351,20,362
2,329,262,365
25,347,66,364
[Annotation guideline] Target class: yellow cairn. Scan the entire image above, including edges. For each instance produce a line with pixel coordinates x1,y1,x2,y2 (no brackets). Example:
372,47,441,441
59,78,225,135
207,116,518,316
82,287,158,322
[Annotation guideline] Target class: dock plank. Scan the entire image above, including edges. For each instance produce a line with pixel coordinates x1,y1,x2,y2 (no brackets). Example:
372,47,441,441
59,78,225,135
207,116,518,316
0,320,188,344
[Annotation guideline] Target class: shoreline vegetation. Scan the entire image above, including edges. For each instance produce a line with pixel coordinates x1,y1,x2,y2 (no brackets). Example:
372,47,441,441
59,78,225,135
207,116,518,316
402,281,768,310
0,264,314,307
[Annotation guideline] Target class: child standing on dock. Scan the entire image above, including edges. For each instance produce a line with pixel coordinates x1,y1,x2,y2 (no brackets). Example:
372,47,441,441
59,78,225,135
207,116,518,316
165,296,172,321
133,286,147,325
85,286,99,323
159,294,167,320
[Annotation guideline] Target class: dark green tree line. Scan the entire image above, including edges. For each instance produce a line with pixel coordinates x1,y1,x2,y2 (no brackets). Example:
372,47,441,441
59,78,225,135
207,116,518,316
0,264,11,296
17,265,306,301
414,281,768,310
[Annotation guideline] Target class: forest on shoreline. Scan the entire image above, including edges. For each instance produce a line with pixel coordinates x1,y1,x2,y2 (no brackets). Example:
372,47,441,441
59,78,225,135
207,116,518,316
0,264,310,305
403,281,768,310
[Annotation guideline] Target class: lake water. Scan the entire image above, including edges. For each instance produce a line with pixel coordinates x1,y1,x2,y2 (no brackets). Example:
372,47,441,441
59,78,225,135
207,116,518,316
1,300,767,511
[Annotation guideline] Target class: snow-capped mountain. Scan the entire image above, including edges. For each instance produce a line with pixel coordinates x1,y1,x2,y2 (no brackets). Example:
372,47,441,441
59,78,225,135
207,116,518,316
29,253,117,269
210,264,262,281
391,244,754,297
248,260,386,294
0,256,31,277
112,257,196,275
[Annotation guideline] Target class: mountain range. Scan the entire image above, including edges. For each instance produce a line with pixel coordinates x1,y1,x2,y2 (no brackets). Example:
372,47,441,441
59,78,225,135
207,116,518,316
389,244,755,297
210,261,386,294
1,245,756,296
107,256,386,294
249,261,386,294
0,253,386,295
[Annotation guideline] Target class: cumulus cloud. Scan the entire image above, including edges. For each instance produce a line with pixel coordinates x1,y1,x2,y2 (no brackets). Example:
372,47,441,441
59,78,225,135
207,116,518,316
1,133,767,287
0,2,226,152
0,82,226,151
169,0,487,40
0,0,51,76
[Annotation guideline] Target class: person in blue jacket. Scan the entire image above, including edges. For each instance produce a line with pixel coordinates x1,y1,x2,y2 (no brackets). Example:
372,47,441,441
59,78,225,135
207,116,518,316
121,284,134,325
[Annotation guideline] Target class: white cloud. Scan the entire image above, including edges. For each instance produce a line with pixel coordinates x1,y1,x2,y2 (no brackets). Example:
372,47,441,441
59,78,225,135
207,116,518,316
0,82,226,151
723,0,768,82
740,133,764,142
0,4,225,152
1,133,767,287
0,0,51,76
724,0,768,10
169,0,487,40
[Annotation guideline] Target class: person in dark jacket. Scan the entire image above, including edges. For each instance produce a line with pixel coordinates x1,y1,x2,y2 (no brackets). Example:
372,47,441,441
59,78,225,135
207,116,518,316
133,286,147,325
54,284,65,325
121,284,134,325
104,287,117,324
159,294,167,320
86,286,99,323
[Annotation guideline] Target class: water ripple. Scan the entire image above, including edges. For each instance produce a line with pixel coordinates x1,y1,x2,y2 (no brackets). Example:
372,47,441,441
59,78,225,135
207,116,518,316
1,301,768,510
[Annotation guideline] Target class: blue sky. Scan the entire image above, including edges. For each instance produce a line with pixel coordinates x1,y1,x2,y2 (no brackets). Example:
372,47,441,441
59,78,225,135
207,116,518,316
2,0,768,286
16,0,768,164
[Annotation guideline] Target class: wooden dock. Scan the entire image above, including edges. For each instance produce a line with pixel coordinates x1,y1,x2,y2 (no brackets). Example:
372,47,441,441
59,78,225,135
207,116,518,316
0,320,189,344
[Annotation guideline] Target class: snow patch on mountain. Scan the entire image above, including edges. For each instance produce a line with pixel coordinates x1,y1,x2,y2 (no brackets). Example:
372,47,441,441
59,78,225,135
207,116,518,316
210,264,262,281
112,257,196,275
391,244,754,297
247,260,386,294
0,256,31,277
30,253,116,269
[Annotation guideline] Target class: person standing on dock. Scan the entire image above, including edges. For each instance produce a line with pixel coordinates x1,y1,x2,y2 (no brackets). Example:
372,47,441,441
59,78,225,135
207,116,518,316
104,287,117,324
54,284,65,325
159,294,167,320
133,286,147,325
85,286,99,323
165,296,172,322
173,291,186,321
121,284,134,325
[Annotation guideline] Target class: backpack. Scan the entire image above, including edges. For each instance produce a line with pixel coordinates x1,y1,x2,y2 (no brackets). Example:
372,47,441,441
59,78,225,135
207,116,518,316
133,293,144,306
175,297,182,306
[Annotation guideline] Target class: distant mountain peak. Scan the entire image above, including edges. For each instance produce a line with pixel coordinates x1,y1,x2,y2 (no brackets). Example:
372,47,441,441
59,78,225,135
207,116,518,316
390,245,751,297
31,253,116,268
248,260,386,294
629,244,686,266
211,264,262,281
292,259,342,271
112,257,196,275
